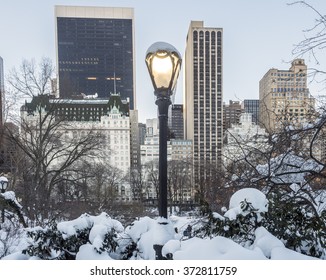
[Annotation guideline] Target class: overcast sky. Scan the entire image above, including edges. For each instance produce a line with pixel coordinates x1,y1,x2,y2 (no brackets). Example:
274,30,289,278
1,0,326,122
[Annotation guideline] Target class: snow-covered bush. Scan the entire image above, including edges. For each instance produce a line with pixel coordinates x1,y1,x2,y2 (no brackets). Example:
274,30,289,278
0,220,27,258
1,187,325,260
196,188,268,247
22,220,91,259
124,216,176,260
196,186,326,259
22,213,125,260
264,186,326,258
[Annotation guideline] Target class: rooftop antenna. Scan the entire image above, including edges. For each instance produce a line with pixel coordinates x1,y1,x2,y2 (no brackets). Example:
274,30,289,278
114,72,117,94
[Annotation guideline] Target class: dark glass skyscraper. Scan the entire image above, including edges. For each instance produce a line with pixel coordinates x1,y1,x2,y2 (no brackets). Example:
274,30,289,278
55,6,135,109
170,104,184,139
243,99,259,125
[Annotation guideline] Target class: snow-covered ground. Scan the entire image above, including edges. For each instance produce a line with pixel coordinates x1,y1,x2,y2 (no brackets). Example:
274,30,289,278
1,188,321,260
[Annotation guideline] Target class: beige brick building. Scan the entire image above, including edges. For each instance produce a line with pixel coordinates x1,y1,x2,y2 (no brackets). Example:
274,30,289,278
259,59,315,132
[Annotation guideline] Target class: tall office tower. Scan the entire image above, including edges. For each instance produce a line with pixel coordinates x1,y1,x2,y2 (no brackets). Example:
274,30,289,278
184,21,223,191
0,56,4,172
129,110,140,169
223,100,243,132
138,123,146,145
55,6,136,109
0,56,4,125
243,99,259,125
259,59,315,132
169,104,184,139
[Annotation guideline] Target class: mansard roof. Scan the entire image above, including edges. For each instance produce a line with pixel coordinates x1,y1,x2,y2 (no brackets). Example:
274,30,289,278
22,93,130,121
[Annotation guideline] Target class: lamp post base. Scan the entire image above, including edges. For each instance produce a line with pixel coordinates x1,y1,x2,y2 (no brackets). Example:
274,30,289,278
153,244,166,260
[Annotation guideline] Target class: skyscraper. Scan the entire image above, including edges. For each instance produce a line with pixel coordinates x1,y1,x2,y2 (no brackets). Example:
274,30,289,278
223,100,243,132
184,21,223,190
0,56,4,125
55,6,136,109
243,99,259,125
259,59,315,132
169,104,184,139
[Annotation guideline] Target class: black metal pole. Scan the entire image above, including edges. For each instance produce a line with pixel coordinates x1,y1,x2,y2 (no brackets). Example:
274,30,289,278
1,189,4,224
155,93,171,219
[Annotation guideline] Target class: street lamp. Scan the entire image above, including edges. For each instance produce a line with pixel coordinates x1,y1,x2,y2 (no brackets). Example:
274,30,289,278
0,176,9,224
0,176,8,193
145,42,182,219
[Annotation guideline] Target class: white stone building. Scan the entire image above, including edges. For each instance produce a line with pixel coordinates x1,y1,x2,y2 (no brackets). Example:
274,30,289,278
223,113,269,167
21,94,134,202
140,118,194,204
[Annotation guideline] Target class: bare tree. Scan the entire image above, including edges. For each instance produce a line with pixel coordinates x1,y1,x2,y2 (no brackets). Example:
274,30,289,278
128,165,147,201
4,58,105,222
144,160,160,201
289,1,326,84
167,159,193,213
7,57,54,98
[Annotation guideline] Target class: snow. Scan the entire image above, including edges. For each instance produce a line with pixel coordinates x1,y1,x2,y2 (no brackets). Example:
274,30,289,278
125,216,156,260
57,212,124,240
255,153,323,184
270,246,317,260
253,227,285,258
171,236,267,260
125,216,154,243
152,217,175,245
2,191,16,201
0,188,322,261
160,226,317,260
1,191,23,209
1,210,319,260
146,41,181,57
76,244,112,260
161,239,181,257
224,188,268,220
57,213,94,238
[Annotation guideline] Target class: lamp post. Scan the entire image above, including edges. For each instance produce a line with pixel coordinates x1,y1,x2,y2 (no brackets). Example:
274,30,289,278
145,42,182,219
0,176,9,223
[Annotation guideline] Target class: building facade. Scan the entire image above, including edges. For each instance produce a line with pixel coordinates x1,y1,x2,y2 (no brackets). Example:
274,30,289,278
169,104,184,139
259,59,315,132
223,100,243,132
138,123,146,146
0,56,4,125
129,110,140,169
223,113,269,167
243,99,259,125
140,119,194,204
140,118,166,165
184,21,223,189
55,6,136,109
21,94,131,173
21,94,133,201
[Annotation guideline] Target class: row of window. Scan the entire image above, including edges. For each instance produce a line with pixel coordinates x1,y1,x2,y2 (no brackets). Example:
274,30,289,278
59,61,99,65
272,88,307,93
271,72,305,77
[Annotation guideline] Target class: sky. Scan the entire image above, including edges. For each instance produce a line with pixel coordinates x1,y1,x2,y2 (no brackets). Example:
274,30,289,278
1,0,326,122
